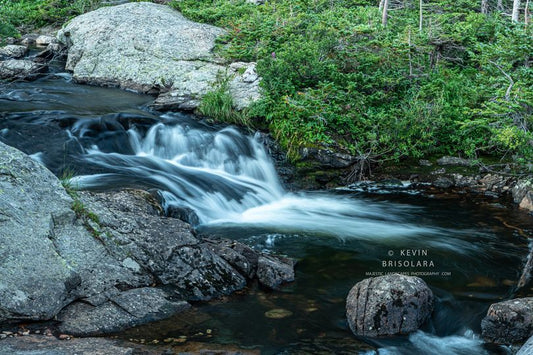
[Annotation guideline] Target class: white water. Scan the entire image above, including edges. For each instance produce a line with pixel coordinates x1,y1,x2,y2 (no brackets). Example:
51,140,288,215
363,330,491,355
70,115,438,240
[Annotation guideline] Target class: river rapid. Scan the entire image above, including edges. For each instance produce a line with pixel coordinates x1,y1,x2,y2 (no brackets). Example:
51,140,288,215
1,72,532,354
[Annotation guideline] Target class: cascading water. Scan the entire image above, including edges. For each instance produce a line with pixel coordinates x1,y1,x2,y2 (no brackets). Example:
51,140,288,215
68,113,440,242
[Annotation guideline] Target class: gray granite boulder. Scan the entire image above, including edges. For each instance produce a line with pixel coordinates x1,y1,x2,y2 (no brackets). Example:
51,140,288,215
0,59,45,80
346,274,434,337
57,2,260,111
481,297,533,344
0,45,27,59
0,141,81,322
77,190,247,301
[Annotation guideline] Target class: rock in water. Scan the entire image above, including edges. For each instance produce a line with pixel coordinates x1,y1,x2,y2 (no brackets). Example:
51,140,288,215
77,190,247,301
345,274,434,337
57,2,260,110
257,255,295,290
481,297,533,344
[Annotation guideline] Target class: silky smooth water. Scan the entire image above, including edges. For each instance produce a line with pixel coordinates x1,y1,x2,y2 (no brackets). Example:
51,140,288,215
1,74,532,354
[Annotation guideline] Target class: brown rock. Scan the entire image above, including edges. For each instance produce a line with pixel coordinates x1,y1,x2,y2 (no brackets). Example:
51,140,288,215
519,192,533,212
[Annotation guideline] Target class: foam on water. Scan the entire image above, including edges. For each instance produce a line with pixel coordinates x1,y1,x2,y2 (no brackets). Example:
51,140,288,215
68,117,440,240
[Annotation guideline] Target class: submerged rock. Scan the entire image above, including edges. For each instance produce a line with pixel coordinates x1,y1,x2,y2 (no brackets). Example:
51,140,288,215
264,308,293,319
481,297,533,344
58,2,260,111
346,274,434,337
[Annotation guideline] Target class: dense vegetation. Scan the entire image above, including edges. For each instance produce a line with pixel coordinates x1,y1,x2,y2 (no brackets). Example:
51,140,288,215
2,0,532,170
0,0,100,37
173,0,532,167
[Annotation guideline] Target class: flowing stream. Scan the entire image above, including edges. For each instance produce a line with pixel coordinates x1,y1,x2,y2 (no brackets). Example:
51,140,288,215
1,72,532,354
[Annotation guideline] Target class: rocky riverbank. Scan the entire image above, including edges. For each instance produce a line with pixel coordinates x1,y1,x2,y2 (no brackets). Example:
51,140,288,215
0,141,294,336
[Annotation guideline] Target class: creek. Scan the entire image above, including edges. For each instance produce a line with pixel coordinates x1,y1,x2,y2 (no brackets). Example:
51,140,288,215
1,72,532,354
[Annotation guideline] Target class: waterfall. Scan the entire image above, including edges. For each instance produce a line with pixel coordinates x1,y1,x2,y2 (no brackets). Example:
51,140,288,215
70,113,436,239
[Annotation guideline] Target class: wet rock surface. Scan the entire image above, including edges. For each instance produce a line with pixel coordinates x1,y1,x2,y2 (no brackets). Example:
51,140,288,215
203,238,295,289
77,190,247,302
481,297,533,344
346,274,434,337
256,255,295,290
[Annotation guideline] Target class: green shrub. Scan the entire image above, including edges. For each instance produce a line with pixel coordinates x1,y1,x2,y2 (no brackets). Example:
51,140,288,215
198,75,251,127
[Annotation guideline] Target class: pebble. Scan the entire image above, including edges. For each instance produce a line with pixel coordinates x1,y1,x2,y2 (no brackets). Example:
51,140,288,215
58,334,71,340
264,308,293,319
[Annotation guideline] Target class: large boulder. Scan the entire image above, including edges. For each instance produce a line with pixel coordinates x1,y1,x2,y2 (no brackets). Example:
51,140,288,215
481,298,533,344
0,141,81,322
57,2,260,111
76,190,247,301
346,274,434,337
